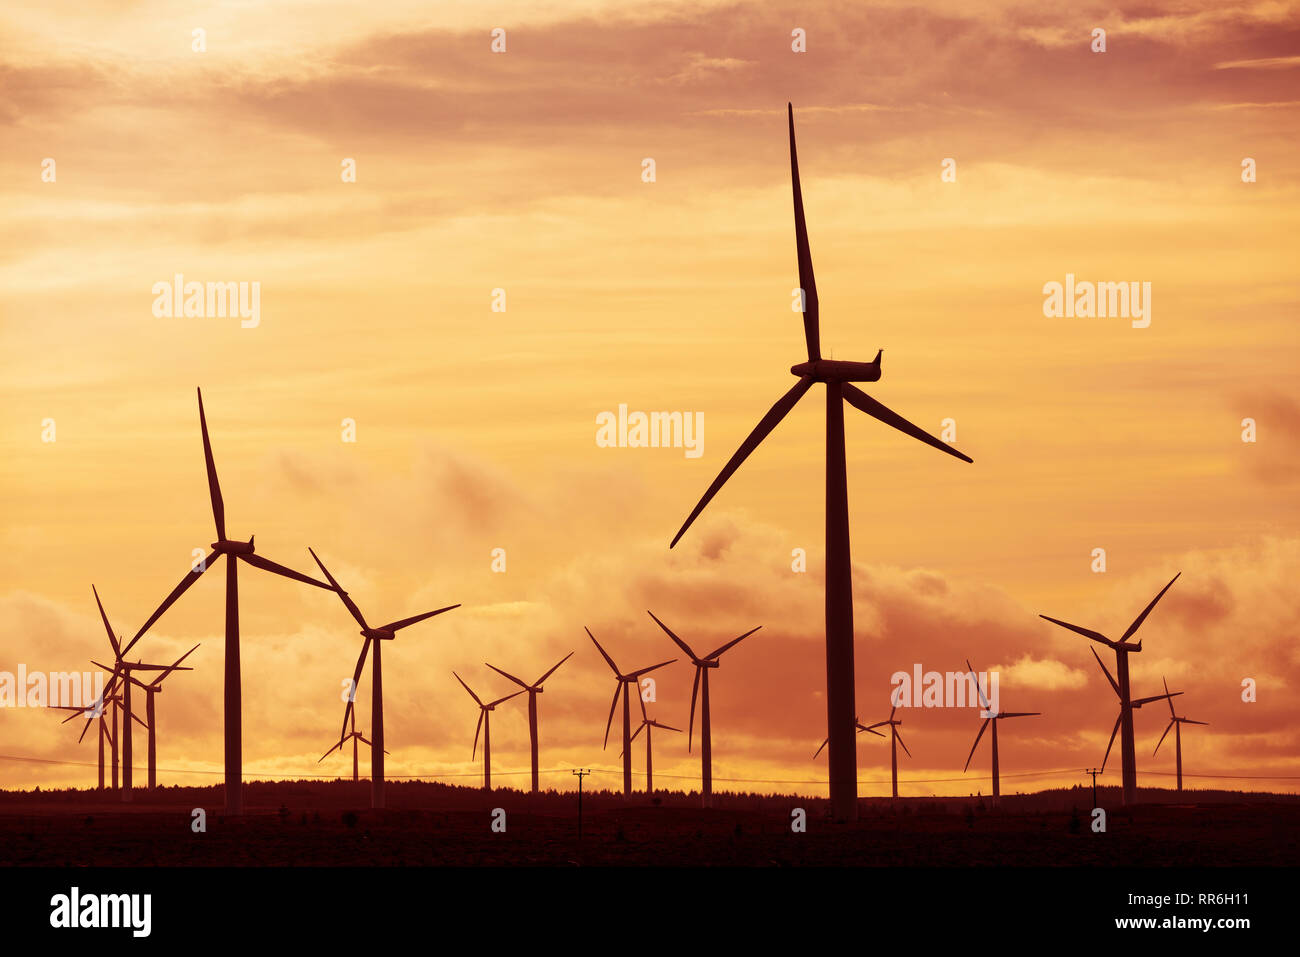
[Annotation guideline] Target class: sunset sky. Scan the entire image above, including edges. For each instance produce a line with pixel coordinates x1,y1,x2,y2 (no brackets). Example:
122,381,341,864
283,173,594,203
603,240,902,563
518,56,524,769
2,0,1298,797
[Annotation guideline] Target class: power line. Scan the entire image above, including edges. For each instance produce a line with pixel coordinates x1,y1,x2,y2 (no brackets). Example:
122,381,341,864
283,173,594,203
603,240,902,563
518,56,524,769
3,753,1298,786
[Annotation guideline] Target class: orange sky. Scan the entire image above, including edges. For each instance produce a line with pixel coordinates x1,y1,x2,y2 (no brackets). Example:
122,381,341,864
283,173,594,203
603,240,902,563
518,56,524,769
2,0,1298,797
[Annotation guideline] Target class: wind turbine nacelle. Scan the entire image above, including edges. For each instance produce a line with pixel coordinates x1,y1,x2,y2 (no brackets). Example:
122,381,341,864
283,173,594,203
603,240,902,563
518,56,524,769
362,628,396,641
213,539,255,555
790,357,882,382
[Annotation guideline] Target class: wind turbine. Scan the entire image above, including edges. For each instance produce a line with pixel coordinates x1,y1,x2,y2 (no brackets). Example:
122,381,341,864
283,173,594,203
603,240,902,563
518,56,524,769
485,652,574,793
586,628,675,797
319,706,387,783
124,388,333,814
623,694,681,795
1090,649,1180,784
962,659,1040,807
87,586,195,801
668,104,973,820
1040,573,1181,805
1153,677,1206,792
129,644,200,790
48,688,120,790
453,672,523,790
310,547,459,809
862,705,911,799
646,611,760,808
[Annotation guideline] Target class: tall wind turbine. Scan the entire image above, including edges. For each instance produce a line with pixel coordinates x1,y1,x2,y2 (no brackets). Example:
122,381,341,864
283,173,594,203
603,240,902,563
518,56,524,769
668,104,973,820
1040,573,1181,805
962,659,1040,807
646,611,760,808
862,705,911,799
1154,677,1206,792
88,586,195,801
453,672,523,790
310,547,459,809
1090,649,1180,784
623,695,681,795
125,389,333,813
319,706,386,783
586,628,675,797
485,652,574,794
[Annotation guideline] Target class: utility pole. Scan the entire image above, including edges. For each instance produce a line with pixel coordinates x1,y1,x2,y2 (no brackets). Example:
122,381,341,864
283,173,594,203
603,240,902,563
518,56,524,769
572,769,591,840
1085,768,1102,807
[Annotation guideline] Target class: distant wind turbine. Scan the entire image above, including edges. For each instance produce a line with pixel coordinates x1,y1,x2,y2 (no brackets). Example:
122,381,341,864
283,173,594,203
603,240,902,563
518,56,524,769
485,652,574,793
646,611,760,808
310,547,459,809
622,693,681,795
319,706,387,783
1040,573,1181,805
668,104,973,820
454,672,523,790
861,705,912,799
1090,649,1180,780
962,659,1040,807
1153,677,1206,792
586,628,675,797
124,389,333,813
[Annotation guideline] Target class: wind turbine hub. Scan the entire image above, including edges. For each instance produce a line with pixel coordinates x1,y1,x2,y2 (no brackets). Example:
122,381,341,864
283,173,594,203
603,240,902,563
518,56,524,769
213,539,255,555
362,628,396,641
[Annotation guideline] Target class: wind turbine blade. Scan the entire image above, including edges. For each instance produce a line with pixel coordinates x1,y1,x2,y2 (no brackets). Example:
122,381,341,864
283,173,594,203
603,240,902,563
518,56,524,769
1183,719,1208,726
485,663,529,690
91,585,120,657
1153,721,1174,757
655,721,682,733
861,721,888,733
1119,573,1181,644
858,724,885,737
151,643,200,687
646,610,697,660
534,651,574,687
358,735,374,747
1163,677,1176,718
841,384,973,463
1133,691,1182,708
319,739,345,762
998,712,1041,719
637,683,648,724
241,552,331,590
706,625,762,660
453,671,483,708
963,719,990,772
670,376,816,548
889,704,897,722
894,728,912,758
307,547,368,629
964,659,992,712
586,628,621,677
787,103,820,361
1039,614,1111,647
77,716,94,743
341,637,372,740
630,658,676,678
1102,714,1122,771
487,689,525,708
123,552,220,656
131,711,149,730
629,722,646,743
687,665,701,753
472,711,483,760
813,738,828,759
1090,647,1121,698
196,388,227,541
603,684,620,749
382,604,460,632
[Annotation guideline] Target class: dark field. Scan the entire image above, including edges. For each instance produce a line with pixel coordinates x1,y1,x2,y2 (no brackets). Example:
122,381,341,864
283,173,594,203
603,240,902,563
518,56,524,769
2,781,1296,866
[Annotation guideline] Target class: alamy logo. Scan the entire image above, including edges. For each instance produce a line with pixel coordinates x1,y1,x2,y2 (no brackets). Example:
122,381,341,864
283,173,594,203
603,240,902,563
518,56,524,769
1042,273,1152,328
0,666,103,708
151,273,261,328
890,665,1000,716
49,887,151,937
595,404,704,458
